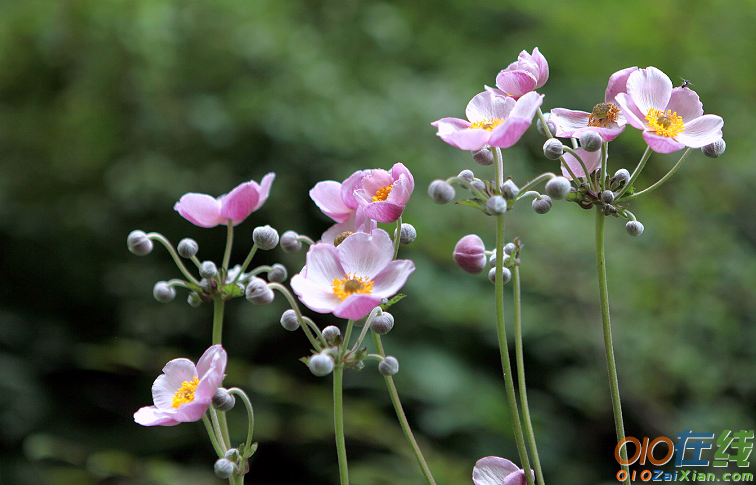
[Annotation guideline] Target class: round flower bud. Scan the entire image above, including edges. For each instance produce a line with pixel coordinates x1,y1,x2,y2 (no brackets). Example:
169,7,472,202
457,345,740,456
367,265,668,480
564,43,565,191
399,223,417,245
187,294,202,307
453,234,487,274
370,312,395,335
601,190,615,204
488,267,512,285
224,448,239,460
153,282,176,303
536,113,556,137
501,179,520,199
457,169,475,183
702,138,726,158
214,458,236,479
280,230,302,253
253,225,279,250
503,242,517,255
322,325,341,345
602,204,617,215
280,309,300,331
127,230,153,256
472,148,494,166
486,195,507,215
177,238,198,258
268,263,288,283
543,138,564,160
309,352,335,377
470,178,486,192
212,388,235,412
579,130,603,152
545,176,571,200
378,356,399,376
245,277,275,304
613,169,631,188
428,180,456,204
199,260,218,279
626,221,645,237
532,195,552,214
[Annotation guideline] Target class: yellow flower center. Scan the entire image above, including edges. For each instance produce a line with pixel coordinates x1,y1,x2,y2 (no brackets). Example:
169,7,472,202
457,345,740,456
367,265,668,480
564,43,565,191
645,108,684,137
588,102,620,127
332,273,374,300
469,118,505,131
372,185,393,202
171,377,200,408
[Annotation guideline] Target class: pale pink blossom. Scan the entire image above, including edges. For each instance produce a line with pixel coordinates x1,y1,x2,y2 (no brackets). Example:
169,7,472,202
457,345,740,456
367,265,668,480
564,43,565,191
290,230,414,320
134,345,227,426
561,147,602,180
310,171,376,243
354,163,414,223
615,67,723,153
473,457,533,485
492,48,549,99
174,174,275,227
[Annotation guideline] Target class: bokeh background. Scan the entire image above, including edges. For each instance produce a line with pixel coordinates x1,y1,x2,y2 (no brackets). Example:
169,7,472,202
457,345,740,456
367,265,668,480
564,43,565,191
1,0,754,484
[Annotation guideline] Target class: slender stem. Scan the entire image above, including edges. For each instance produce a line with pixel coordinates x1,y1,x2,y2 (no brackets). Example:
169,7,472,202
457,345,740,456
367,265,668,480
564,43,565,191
146,233,200,285
233,244,259,283
228,387,256,457
267,282,321,348
212,296,225,345
342,319,355,351
393,216,402,259
222,221,234,271
202,413,224,457
209,407,230,452
600,142,609,192
562,146,592,188
615,146,652,199
622,148,692,201
512,265,544,485
595,208,630,485
333,364,349,485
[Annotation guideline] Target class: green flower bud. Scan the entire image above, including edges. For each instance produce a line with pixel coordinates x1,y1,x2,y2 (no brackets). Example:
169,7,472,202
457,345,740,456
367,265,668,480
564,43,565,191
626,221,645,237
428,180,455,204
212,388,235,411
153,282,176,303
127,230,153,256
199,261,218,279
253,225,279,250
472,148,494,166
309,352,335,377
187,294,202,307
579,130,603,152
532,195,552,214
399,223,417,245
268,263,288,283
486,195,507,215
545,176,571,200
280,309,300,331
488,267,512,285
378,356,399,376
702,138,726,158
280,230,302,253
370,312,394,335
177,238,198,258
543,138,564,160
214,458,236,479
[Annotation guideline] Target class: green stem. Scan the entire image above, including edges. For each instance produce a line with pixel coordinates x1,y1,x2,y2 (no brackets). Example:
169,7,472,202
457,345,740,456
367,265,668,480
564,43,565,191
232,244,259,284
615,146,652,199
595,208,630,485
372,333,437,485
267,282,322,348
146,233,200,285
622,148,692,201
393,216,402,259
228,387,256,457
222,221,234,271
202,413,224,457
600,142,609,192
212,296,225,346
333,364,349,485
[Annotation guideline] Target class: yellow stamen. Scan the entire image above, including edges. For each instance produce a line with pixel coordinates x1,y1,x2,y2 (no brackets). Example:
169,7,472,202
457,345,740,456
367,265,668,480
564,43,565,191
587,102,620,127
171,377,200,408
645,108,684,137
469,118,505,131
332,273,374,300
372,185,392,202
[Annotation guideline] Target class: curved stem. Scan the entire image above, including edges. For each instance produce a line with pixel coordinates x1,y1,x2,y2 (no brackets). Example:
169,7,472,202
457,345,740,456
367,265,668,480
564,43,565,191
595,208,630,485
267,282,322,348
202,413,225,457
622,148,692,201
222,221,234,271
146,233,200,285
615,146,652,199
228,387,256,457
232,244,259,284
333,365,349,485
393,217,402,259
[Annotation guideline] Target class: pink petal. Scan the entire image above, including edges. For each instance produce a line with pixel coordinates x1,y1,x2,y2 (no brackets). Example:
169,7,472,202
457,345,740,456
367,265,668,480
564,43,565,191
433,118,491,151
363,201,404,223
495,70,537,99
667,88,704,122
219,182,261,225
371,259,415,296
550,108,591,137
252,173,275,211
290,273,342,313
174,399,212,422
134,406,181,426
614,93,646,131
561,148,601,179
311,181,353,223
152,358,197,409
390,163,414,191
642,132,686,153
530,47,549,88
605,66,638,103
676,114,724,148
626,67,672,115
174,193,223,228
473,457,520,485
360,169,394,198
341,170,367,209
301,243,345,287
333,293,383,320
488,118,533,149
194,345,227,400
338,231,394,278
466,91,514,121
510,91,543,120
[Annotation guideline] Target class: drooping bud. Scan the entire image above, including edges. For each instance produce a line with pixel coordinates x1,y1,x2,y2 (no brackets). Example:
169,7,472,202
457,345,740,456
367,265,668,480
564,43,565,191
453,234,487,274
545,176,571,200
309,352,335,376
428,180,456,204
177,238,198,258
579,130,603,152
626,221,645,237
536,113,556,137
280,230,303,253
543,138,564,160
612,169,631,188
532,195,552,214
472,148,494,166
601,190,615,205
212,388,235,411
245,277,275,304
486,195,507,215
488,267,512,285
199,260,218,279
501,179,520,199
280,309,300,331
378,356,399,376
214,458,236,479
268,263,288,283
322,325,341,346
702,138,726,158
153,282,176,303
127,230,153,256
188,294,202,307
370,312,395,335
399,223,417,245
253,225,279,250
470,178,486,192
457,169,475,183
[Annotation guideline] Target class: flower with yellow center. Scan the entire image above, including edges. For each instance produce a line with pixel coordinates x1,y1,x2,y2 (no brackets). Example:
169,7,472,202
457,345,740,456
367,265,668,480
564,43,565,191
332,274,374,300
354,162,415,223
171,377,200,408
644,108,684,138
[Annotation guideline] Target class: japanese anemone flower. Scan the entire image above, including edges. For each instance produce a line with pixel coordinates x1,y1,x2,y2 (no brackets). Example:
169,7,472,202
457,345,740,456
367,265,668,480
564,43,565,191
353,163,414,224
492,48,549,99
310,170,376,243
473,456,534,485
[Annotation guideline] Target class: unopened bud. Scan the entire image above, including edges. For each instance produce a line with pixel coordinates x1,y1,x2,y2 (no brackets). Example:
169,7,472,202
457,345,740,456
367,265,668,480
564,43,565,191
378,356,399,376
626,221,645,237
371,312,395,335
224,448,239,460
127,230,153,256
470,178,486,192
532,195,552,214
245,277,274,304
579,130,603,152
543,138,564,160
428,180,456,204
188,294,202,307
488,267,512,285
199,261,218,279
280,230,302,253
457,169,475,183
399,223,417,245
268,263,288,283
602,204,617,215
472,148,494,166
537,113,556,137
545,176,571,200
504,243,517,255
153,282,176,303
214,458,236,479
601,190,615,204
177,238,198,258
702,138,726,158
501,179,520,199
486,195,507,215
322,325,341,345
612,169,631,188
212,388,235,411
309,352,335,376
453,234,487,274
280,309,300,331
253,225,279,250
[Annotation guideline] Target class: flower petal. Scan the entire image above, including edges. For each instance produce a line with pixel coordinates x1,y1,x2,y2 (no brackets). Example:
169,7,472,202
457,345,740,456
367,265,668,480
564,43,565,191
605,66,638,104
676,114,724,148
642,132,686,153
341,170,367,209
134,405,181,426
626,67,672,115
152,358,196,410
363,201,404,223
290,273,342,313
488,118,533,149
495,70,537,99
561,148,602,179
614,92,646,131
667,87,704,122
550,108,591,137
371,259,415,296
333,293,383,320
301,243,345,286
174,193,223,228
220,181,261,225
252,173,275,212
473,457,520,485
338,231,394,278
311,181,352,223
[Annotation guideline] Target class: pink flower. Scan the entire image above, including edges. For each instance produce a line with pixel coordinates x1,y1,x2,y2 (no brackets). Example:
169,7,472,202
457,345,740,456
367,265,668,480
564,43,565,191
561,147,602,180
615,67,724,153
432,91,544,152
550,67,638,142
453,234,487,274
310,171,376,243
174,173,275,227
354,163,414,223
290,230,415,320
473,457,533,485
493,48,549,99
134,345,227,426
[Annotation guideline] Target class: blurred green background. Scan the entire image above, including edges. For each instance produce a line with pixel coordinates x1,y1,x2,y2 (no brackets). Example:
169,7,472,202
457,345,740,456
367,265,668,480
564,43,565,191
1,0,754,484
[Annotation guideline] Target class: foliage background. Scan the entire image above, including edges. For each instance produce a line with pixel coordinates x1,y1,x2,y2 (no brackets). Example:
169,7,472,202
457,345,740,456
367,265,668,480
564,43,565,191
1,0,754,484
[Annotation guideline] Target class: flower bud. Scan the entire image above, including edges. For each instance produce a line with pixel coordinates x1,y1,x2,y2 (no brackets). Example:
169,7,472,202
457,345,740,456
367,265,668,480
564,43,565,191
486,195,507,215
503,242,517,255
268,263,288,283
501,179,520,199
602,204,617,215
702,138,726,158
543,138,564,160
457,169,475,183
127,230,153,256
545,176,571,200
579,130,603,152
280,230,302,253
536,113,556,137
245,277,275,304
214,458,236,479
224,448,239,460
428,180,456,204
280,309,300,331
453,234,487,274
470,178,486,192
399,223,417,245
212,388,235,411
309,352,335,376
378,356,399,376
612,168,631,188
199,260,218,279
472,148,494,166
153,282,176,303
532,195,552,214
488,267,512,285
371,312,395,335
253,225,279,250
177,238,198,258
188,294,202,307
601,190,615,204
626,221,645,237
322,325,341,346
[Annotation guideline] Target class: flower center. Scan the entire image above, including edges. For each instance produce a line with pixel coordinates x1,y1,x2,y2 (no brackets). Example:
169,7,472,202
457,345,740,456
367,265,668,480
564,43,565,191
645,108,684,137
372,185,393,202
469,118,505,131
171,377,200,408
332,273,374,300
333,231,354,247
587,102,620,127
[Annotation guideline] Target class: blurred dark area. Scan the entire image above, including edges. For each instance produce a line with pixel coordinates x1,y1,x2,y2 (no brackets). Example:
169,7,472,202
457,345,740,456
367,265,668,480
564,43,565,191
1,0,754,484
